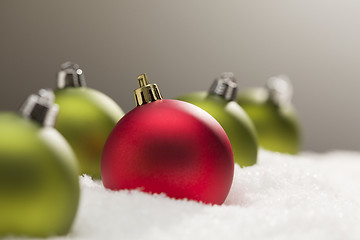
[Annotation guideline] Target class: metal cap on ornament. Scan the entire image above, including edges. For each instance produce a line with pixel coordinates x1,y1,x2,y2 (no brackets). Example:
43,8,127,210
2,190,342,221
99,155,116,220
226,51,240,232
209,72,238,101
57,62,87,89
266,75,293,106
134,73,163,106
19,89,59,127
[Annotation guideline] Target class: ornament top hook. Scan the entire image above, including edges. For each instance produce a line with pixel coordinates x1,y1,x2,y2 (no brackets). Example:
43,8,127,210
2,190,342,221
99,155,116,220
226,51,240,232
134,73,163,106
19,89,59,127
209,72,238,101
266,75,293,106
137,73,150,87
57,61,87,89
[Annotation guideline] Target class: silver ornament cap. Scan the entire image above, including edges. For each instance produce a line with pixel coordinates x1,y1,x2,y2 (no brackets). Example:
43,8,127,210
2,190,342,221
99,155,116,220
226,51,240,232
19,89,59,127
266,75,293,105
57,62,86,89
209,72,238,101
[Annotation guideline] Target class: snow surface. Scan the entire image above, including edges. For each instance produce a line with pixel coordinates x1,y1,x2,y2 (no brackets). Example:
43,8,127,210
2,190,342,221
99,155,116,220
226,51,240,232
6,150,360,240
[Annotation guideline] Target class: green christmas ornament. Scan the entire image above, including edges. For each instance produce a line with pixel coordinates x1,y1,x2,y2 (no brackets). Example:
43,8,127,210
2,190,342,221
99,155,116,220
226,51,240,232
0,89,79,237
54,62,125,178
177,72,258,167
237,75,301,154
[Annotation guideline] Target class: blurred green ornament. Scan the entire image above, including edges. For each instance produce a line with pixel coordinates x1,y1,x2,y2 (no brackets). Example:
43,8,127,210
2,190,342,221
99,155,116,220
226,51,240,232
237,75,301,154
54,62,125,178
177,72,258,167
0,89,79,237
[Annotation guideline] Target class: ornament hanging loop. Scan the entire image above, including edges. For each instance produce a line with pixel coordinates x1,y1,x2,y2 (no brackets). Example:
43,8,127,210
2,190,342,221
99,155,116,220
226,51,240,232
138,74,150,87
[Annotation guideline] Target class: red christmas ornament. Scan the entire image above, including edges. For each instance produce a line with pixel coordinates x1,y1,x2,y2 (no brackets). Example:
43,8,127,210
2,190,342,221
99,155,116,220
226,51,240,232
101,74,234,205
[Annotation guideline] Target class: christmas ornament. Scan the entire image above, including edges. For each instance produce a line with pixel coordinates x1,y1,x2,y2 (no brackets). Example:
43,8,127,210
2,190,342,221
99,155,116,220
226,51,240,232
102,74,234,205
0,89,79,237
54,62,125,178
177,72,258,167
237,75,301,154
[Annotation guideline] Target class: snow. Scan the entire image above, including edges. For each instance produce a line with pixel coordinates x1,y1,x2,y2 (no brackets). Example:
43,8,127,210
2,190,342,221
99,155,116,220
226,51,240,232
6,150,360,240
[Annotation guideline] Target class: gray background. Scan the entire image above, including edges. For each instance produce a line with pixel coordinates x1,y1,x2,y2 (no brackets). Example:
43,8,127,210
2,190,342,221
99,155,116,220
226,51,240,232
0,0,359,152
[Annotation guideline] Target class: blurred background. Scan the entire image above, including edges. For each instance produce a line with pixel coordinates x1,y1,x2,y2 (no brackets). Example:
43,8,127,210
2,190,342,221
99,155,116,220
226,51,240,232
0,0,359,152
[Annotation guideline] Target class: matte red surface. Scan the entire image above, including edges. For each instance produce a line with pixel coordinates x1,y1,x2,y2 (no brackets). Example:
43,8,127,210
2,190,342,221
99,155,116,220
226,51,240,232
101,99,234,205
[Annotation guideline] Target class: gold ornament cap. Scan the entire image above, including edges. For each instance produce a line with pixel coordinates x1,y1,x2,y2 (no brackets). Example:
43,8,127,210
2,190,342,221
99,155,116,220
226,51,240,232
134,73,163,106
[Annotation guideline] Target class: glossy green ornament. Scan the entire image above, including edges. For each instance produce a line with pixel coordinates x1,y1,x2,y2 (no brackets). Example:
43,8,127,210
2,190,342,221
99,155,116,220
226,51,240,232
0,89,79,237
177,73,258,167
54,62,125,178
237,75,301,154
